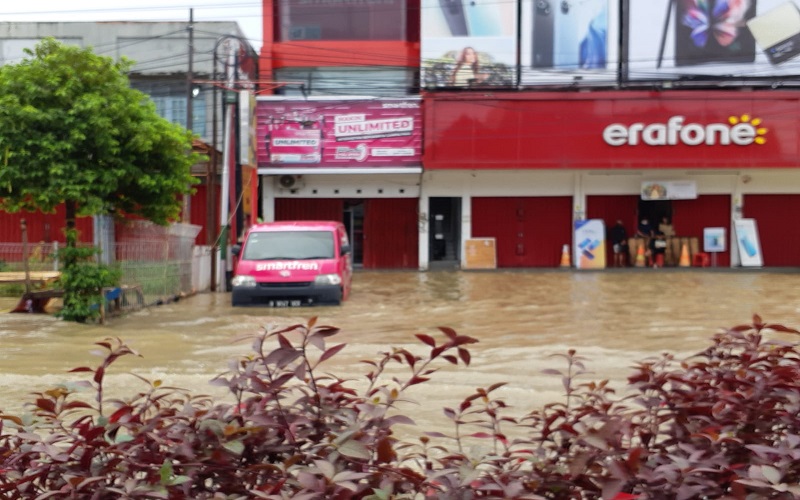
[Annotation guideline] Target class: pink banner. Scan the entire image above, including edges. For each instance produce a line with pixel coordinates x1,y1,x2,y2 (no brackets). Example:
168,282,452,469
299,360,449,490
256,99,421,167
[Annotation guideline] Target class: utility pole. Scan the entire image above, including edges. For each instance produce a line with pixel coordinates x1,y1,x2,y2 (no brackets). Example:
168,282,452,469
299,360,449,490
183,8,194,222
234,51,243,243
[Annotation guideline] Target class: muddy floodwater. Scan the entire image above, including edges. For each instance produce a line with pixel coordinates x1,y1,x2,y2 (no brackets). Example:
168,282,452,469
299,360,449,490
2,269,800,435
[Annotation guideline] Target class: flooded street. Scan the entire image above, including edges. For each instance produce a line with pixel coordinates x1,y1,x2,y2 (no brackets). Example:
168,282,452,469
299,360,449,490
2,270,800,435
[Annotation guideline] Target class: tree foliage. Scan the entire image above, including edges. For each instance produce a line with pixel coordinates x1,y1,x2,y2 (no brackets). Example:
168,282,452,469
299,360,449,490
0,37,200,225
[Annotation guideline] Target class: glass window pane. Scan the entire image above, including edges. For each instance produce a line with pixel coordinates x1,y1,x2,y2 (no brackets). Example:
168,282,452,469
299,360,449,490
279,0,406,41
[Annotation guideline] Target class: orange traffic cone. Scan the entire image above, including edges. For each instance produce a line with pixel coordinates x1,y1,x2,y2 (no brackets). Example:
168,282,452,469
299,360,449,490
678,243,690,267
634,241,645,267
560,244,571,268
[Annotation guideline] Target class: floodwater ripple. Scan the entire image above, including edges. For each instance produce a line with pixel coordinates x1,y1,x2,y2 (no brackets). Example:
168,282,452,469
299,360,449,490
1,270,799,431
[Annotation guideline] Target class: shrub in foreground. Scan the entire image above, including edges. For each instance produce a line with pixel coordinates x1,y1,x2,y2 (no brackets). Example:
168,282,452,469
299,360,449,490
0,315,798,499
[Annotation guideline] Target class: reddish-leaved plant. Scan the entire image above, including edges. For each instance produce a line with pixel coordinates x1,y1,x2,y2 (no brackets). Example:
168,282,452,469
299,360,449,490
1,314,798,499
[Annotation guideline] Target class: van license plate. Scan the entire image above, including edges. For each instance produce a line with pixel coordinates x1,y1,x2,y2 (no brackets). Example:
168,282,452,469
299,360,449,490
268,299,302,307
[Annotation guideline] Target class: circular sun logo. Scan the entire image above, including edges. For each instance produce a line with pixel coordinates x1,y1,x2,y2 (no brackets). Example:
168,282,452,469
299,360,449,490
728,115,768,144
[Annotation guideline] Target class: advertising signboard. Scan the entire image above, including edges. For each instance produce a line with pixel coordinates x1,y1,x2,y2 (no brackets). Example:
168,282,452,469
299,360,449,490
519,0,619,85
255,99,421,168
628,0,800,81
423,91,799,169
574,219,607,269
734,218,763,267
641,180,698,200
420,0,518,88
704,227,726,252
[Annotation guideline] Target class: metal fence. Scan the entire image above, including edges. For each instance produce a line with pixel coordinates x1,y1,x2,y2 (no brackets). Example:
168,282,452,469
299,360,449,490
0,222,212,306
0,243,61,273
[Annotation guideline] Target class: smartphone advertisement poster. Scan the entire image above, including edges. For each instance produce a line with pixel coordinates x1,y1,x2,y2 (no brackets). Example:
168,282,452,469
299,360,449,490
574,219,607,269
255,99,422,168
734,218,764,267
520,0,619,85
420,0,518,88
628,0,800,81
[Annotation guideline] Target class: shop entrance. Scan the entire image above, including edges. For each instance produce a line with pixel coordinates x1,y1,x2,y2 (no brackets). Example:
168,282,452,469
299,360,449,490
343,200,364,268
637,199,673,232
428,197,461,268
276,197,418,269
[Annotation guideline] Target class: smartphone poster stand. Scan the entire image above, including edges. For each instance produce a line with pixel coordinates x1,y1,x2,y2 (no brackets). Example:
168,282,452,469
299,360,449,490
733,219,764,267
703,227,726,267
573,219,606,269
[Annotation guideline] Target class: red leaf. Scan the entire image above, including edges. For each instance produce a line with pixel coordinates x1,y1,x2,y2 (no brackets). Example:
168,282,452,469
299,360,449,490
36,398,56,413
319,343,346,363
765,323,800,334
487,382,507,392
68,367,94,373
109,406,132,423
468,432,492,439
452,335,478,346
267,373,294,391
409,376,430,386
313,326,340,337
442,355,458,365
400,350,417,368
438,326,458,340
307,316,318,329
416,334,436,347
376,437,397,464
93,366,105,384
62,401,92,411
277,334,292,349
458,348,471,366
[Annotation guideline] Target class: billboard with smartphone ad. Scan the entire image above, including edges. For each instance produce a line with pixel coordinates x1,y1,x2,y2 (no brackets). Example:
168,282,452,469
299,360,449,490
255,99,421,168
629,0,800,81
420,0,518,88
520,0,619,85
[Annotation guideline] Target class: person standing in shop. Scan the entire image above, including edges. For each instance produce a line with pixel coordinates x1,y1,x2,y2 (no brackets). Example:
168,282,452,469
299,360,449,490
609,219,629,268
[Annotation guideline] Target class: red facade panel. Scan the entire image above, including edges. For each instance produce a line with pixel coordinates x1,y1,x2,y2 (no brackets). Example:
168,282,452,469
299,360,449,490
744,194,800,267
424,91,800,170
188,184,221,246
0,208,93,243
274,198,344,222
363,198,418,269
472,197,572,267
672,195,732,267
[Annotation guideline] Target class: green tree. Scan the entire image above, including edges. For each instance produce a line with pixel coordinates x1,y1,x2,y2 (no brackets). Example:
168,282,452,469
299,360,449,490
0,37,200,230
0,38,201,321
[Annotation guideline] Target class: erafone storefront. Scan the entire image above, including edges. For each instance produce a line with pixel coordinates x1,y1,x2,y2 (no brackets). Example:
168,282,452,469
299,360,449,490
420,90,800,269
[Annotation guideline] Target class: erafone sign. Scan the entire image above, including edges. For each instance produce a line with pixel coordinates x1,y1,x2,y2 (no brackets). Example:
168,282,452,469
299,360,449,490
603,115,767,147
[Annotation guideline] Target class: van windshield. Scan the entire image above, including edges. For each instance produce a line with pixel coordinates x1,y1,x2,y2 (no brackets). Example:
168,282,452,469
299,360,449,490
242,231,335,260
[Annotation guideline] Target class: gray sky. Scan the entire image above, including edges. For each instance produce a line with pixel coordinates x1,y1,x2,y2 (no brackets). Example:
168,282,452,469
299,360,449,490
1,1,264,51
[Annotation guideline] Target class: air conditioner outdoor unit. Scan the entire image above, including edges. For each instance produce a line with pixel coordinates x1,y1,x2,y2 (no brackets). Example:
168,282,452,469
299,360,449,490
278,174,304,189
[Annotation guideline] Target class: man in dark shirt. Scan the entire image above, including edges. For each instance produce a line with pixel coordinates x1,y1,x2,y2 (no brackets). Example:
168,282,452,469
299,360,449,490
637,218,654,238
610,220,628,267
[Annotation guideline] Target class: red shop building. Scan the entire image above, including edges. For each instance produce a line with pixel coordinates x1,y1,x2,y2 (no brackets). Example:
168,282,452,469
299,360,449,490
419,89,800,269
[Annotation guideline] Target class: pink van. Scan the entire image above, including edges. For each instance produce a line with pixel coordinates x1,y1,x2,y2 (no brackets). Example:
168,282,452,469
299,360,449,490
231,221,352,307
